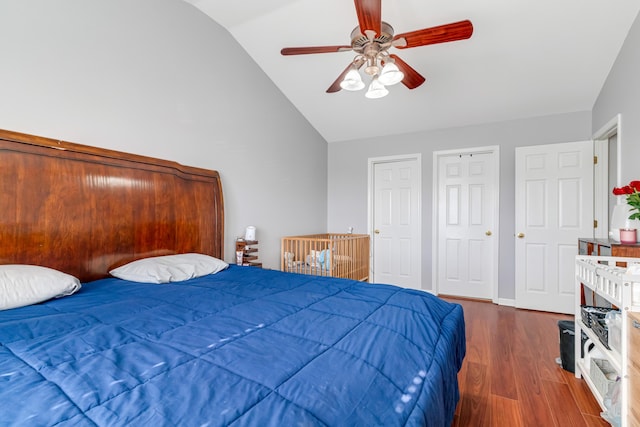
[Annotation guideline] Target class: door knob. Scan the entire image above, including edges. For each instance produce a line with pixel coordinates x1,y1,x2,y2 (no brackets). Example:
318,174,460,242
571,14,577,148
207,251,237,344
517,232,525,238
485,230,492,236
374,229,380,234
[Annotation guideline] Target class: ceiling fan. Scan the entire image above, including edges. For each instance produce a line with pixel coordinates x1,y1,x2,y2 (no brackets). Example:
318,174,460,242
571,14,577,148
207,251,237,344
281,0,473,98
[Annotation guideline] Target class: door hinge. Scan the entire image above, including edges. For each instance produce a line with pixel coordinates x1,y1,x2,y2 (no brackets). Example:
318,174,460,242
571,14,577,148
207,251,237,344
594,156,598,165
594,219,598,228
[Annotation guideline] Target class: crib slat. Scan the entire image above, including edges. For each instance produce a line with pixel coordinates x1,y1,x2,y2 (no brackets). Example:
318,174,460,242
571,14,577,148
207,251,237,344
280,233,369,282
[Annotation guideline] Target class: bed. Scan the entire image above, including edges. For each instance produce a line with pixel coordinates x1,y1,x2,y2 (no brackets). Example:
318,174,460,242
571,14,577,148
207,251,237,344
281,233,370,281
0,129,466,427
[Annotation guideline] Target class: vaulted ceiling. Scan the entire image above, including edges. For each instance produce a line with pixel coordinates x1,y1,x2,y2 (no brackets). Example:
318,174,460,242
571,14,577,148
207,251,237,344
185,0,640,143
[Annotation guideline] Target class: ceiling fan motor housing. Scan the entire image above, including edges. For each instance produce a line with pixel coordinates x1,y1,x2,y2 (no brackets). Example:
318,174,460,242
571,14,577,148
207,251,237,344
350,22,395,53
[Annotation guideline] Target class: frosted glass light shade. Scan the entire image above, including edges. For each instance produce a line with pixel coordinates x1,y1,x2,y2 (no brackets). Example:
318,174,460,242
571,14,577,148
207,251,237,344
340,68,365,91
365,77,389,99
378,62,404,86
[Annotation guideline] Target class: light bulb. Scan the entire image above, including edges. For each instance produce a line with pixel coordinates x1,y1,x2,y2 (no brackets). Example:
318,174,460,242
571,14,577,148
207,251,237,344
365,77,389,99
340,67,365,91
378,62,404,86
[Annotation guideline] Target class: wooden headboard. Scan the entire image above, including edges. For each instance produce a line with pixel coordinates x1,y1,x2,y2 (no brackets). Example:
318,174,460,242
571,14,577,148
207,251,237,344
0,129,224,282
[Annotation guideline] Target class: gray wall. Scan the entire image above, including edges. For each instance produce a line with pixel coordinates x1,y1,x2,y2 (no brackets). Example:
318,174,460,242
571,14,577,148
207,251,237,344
329,11,640,301
328,111,592,300
2,0,637,294
0,0,328,268
593,12,640,185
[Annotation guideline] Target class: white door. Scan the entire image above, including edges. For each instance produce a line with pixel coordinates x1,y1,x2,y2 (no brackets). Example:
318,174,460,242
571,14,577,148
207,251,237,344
435,150,498,300
515,141,593,314
370,156,421,289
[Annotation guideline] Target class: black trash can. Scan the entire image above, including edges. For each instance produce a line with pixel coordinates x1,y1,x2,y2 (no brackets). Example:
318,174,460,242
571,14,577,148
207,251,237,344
558,320,591,373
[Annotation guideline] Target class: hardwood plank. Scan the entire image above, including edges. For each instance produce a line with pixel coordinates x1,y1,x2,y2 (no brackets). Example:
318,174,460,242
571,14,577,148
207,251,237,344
455,362,469,417
560,369,603,417
488,307,518,399
521,309,568,383
487,395,524,427
537,316,570,383
463,301,492,365
513,351,557,427
542,379,591,426
447,297,607,427
583,413,611,427
456,361,490,426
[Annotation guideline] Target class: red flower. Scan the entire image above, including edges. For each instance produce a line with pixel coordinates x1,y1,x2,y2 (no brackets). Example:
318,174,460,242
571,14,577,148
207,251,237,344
613,180,640,221
613,186,634,195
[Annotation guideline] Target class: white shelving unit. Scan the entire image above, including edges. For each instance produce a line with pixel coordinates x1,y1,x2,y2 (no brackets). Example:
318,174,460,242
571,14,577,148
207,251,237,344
575,255,640,426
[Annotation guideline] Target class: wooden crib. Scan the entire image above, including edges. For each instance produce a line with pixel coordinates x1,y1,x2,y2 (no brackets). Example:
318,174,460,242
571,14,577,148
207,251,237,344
281,234,370,282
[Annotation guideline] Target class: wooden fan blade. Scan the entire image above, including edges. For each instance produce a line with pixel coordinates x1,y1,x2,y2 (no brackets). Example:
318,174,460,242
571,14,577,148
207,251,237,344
354,0,381,37
326,64,353,93
389,54,426,89
281,46,352,55
393,20,473,49
326,64,352,93
326,60,365,93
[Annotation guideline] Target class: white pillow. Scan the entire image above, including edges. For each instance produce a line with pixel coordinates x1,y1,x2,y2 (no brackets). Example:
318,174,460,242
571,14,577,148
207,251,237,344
0,265,82,310
109,253,228,284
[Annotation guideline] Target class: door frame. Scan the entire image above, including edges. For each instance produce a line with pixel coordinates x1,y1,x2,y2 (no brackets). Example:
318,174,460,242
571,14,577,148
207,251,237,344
593,114,622,238
432,146,500,303
367,154,422,285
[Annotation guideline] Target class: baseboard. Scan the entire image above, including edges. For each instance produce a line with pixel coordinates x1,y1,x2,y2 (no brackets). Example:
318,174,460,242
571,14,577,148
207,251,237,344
437,294,516,307
498,298,515,307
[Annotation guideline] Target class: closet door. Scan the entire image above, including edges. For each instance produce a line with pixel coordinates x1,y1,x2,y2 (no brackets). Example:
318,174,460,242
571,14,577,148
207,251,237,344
515,141,593,314
370,155,421,290
436,150,497,300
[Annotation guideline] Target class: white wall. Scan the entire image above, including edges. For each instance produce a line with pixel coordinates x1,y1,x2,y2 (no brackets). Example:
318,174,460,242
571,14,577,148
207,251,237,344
328,111,592,300
593,12,640,184
0,0,328,268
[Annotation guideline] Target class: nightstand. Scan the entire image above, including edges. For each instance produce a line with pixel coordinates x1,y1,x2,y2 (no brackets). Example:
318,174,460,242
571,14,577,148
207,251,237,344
235,239,262,267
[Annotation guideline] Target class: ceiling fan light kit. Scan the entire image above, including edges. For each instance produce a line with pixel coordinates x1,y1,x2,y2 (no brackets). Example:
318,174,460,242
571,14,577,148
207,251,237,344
365,76,389,99
377,61,404,86
340,66,366,91
281,0,473,99
340,52,403,97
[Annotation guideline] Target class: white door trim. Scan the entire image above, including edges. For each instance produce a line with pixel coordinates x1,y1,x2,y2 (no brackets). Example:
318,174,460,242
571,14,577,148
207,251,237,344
432,146,500,303
593,114,622,238
593,114,622,186
593,140,609,239
367,154,422,285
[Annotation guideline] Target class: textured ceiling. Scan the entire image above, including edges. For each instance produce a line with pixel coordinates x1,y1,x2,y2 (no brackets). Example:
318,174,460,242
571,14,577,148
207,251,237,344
185,0,640,143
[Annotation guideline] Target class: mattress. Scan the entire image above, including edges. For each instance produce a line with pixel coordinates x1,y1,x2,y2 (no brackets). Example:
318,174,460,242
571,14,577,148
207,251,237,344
0,265,465,426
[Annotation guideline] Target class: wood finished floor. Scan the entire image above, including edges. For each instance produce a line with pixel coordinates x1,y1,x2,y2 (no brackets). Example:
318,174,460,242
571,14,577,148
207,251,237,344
444,297,609,427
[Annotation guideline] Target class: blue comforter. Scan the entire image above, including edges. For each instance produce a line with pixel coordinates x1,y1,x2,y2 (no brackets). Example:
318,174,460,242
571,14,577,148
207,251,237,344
0,266,465,426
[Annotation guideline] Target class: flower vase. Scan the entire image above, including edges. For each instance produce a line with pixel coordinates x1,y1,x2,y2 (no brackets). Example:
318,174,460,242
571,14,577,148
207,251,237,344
620,229,637,245
610,200,640,242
